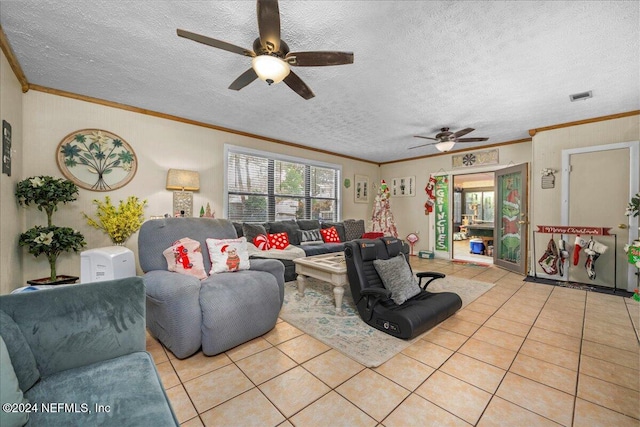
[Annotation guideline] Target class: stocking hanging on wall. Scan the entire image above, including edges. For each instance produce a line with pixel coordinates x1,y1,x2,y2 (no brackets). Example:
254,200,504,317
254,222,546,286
371,180,398,237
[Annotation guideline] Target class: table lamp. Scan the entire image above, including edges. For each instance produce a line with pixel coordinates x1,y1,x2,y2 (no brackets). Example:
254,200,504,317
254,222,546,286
166,169,200,217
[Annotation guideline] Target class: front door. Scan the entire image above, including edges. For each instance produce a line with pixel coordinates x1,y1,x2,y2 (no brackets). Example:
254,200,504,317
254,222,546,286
494,163,529,274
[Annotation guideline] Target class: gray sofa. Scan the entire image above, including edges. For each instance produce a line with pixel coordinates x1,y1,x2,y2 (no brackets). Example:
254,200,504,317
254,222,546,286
138,218,285,359
234,219,366,281
0,277,178,427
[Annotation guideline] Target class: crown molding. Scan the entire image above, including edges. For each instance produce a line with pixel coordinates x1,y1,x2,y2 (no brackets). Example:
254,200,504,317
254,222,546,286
28,84,379,165
528,110,640,136
0,25,29,92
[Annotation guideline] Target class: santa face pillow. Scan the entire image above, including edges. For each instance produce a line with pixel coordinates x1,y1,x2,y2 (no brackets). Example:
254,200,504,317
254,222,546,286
206,237,250,274
162,237,208,280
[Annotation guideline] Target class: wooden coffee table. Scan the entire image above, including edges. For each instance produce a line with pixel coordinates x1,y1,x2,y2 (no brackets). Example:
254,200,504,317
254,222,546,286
293,252,348,314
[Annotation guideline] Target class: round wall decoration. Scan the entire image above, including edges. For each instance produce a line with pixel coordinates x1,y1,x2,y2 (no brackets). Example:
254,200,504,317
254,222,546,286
56,129,137,191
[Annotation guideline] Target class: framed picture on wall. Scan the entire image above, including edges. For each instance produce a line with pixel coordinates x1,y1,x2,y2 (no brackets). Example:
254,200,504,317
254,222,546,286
354,174,369,203
391,176,415,197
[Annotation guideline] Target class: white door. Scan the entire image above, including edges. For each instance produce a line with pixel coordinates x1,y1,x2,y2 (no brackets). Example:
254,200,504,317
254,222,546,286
562,142,639,290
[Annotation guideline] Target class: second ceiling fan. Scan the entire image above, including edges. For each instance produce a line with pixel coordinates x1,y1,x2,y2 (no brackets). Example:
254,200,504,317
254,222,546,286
177,0,354,100
410,127,489,152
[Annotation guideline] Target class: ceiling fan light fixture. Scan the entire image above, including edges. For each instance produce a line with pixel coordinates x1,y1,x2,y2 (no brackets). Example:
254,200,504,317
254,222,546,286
252,55,290,85
435,140,456,152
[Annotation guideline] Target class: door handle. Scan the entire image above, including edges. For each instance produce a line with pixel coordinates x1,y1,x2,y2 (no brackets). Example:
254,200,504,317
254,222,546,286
518,220,529,225
618,223,628,229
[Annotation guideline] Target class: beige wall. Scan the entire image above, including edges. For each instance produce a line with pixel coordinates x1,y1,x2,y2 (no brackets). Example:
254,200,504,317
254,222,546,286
531,115,639,228
531,115,640,286
19,90,379,283
0,50,24,294
379,142,533,253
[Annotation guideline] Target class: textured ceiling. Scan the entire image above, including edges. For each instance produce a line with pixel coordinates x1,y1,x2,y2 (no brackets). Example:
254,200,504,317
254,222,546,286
1,1,638,163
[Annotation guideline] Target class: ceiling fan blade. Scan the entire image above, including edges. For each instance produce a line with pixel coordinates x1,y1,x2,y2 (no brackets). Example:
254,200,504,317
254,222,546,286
257,0,281,52
283,71,315,100
456,137,489,142
285,51,354,66
452,127,474,138
177,29,255,57
408,143,433,150
228,68,259,91
413,135,439,141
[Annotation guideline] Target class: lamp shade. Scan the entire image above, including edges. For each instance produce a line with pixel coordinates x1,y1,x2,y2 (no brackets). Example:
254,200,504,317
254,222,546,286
166,169,200,191
435,140,456,152
252,55,290,84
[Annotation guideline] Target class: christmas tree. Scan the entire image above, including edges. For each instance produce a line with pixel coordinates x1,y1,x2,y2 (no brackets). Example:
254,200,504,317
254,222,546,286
371,180,398,237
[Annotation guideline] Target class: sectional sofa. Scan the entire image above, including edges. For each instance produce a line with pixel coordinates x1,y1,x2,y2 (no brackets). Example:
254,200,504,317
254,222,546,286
233,219,366,281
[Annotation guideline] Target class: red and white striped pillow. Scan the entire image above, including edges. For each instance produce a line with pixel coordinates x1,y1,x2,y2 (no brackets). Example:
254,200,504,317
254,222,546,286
252,234,270,250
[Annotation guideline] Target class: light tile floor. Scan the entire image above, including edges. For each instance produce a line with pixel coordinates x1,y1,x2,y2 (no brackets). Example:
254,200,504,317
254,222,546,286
147,258,640,427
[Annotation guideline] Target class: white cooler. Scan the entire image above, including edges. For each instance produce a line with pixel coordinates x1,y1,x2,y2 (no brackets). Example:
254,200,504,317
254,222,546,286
80,246,136,283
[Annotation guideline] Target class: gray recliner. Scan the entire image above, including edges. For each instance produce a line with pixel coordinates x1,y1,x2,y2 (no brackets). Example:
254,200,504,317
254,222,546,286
138,218,285,359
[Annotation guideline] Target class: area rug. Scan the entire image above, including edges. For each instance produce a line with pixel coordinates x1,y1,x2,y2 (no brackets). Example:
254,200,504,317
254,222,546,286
279,275,494,367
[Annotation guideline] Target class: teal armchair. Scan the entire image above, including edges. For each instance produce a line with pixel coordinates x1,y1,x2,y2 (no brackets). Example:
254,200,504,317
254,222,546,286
0,277,178,426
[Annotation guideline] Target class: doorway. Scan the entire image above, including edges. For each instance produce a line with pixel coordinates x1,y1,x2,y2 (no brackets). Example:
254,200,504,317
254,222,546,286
452,172,495,264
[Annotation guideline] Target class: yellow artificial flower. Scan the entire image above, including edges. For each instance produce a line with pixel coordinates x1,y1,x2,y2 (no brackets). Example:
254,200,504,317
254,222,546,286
84,196,147,244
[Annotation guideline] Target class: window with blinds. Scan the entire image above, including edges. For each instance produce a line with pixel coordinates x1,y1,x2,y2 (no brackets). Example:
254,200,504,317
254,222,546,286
226,147,341,222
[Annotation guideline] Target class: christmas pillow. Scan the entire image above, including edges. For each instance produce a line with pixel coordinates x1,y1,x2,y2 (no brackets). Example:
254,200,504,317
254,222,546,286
320,226,341,243
206,237,250,274
267,232,290,250
162,238,208,280
253,234,270,250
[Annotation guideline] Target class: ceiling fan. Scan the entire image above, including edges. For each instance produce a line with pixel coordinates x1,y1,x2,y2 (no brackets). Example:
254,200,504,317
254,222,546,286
410,127,489,152
177,0,354,100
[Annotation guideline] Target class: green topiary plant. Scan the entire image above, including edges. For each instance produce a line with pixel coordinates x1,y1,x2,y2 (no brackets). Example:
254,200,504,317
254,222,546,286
16,176,86,282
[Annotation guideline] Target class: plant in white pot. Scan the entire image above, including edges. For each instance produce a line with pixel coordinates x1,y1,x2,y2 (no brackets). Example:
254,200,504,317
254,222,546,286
16,176,86,284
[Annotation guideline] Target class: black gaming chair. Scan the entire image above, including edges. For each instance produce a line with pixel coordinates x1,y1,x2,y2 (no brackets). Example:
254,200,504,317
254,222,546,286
344,237,462,339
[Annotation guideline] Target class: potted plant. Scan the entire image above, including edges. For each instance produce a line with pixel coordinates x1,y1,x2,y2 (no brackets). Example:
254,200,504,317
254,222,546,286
83,196,147,245
16,176,86,284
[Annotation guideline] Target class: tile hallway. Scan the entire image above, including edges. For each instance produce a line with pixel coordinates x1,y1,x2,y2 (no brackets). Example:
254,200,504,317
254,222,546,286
146,258,640,426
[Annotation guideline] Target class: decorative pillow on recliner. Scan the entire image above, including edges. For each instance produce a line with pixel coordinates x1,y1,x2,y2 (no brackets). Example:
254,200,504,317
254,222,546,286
162,238,208,280
267,232,290,250
320,226,341,243
206,237,250,274
373,253,421,305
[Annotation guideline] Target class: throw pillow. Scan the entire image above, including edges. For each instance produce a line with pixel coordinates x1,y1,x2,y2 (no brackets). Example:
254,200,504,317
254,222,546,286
320,226,341,243
0,335,29,427
253,234,270,250
162,238,208,280
321,222,346,242
299,228,323,245
268,232,290,250
344,219,366,241
373,253,421,305
206,237,250,274
242,223,268,244
268,221,301,245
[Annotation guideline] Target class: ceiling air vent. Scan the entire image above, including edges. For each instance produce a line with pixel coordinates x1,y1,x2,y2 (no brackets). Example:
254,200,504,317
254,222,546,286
569,91,593,102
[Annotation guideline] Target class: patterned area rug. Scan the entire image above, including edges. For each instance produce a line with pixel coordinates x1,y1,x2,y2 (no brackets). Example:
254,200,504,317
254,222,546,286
279,275,494,367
